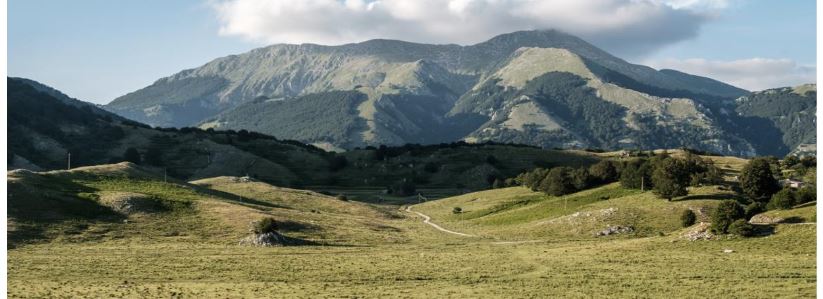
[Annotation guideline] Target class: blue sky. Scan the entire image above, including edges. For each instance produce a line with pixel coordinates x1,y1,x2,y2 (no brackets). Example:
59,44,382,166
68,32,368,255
8,0,817,104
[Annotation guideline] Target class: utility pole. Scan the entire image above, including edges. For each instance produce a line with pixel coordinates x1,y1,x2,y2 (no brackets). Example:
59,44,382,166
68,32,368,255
641,177,645,191
67,152,71,170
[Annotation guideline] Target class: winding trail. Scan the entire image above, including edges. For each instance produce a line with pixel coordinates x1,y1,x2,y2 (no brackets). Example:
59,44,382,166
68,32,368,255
404,206,477,237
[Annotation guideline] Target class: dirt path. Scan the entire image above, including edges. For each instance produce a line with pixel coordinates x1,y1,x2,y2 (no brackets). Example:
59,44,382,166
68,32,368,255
404,206,477,237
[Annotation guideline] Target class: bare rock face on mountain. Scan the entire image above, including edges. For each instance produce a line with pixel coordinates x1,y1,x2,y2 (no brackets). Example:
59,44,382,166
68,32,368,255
104,30,812,156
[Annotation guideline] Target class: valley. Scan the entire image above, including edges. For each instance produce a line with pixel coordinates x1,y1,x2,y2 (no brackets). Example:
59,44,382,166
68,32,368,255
6,151,817,297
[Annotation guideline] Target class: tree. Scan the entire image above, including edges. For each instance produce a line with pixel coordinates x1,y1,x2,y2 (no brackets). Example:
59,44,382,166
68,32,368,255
680,209,696,227
711,200,744,234
123,147,141,164
570,167,594,190
782,155,800,168
485,155,498,165
423,162,439,173
589,160,617,183
739,158,779,201
620,160,651,190
328,155,348,172
767,188,796,210
144,147,163,166
492,179,504,189
744,202,766,220
390,179,416,196
651,158,690,200
727,219,754,237
252,217,278,234
539,167,575,196
796,186,816,205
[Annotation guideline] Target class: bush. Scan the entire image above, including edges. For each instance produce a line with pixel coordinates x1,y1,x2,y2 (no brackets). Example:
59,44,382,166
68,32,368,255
796,186,816,204
452,207,462,214
680,209,696,227
767,188,796,210
744,202,766,220
711,200,744,234
727,219,755,237
252,217,278,234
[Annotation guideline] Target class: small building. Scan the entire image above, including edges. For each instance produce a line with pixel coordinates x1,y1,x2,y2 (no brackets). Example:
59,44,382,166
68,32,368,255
779,179,805,189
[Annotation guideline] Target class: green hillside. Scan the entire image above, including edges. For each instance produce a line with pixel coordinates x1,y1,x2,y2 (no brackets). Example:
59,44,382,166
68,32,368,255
7,159,816,297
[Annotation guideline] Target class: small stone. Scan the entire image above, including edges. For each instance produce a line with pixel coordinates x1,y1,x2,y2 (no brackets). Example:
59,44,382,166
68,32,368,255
723,249,734,253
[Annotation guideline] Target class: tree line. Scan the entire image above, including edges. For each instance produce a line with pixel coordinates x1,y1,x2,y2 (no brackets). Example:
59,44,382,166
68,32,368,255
515,152,722,200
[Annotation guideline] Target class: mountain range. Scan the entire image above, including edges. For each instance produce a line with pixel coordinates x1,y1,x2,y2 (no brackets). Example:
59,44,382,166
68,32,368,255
94,30,812,156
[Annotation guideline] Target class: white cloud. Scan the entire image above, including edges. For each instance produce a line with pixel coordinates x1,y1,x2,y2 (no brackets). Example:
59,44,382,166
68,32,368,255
211,0,727,57
646,58,816,91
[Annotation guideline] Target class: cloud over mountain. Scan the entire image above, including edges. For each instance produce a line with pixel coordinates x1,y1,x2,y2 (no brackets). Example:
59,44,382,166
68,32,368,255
212,0,725,57
646,57,816,91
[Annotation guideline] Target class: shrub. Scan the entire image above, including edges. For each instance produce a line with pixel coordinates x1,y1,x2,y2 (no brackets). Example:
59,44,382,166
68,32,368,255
767,188,796,210
680,209,696,227
252,217,278,234
711,200,744,234
796,186,816,204
452,207,463,214
727,219,755,237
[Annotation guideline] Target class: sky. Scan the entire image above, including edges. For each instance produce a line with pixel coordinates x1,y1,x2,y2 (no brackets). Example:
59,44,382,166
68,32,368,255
8,0,816,104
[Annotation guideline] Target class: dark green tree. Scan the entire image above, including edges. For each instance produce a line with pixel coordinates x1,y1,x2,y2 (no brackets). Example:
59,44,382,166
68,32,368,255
651,158,690,200
539,167,575,196
797,186,816,205
570,167,594,190
620,160,652,190
589,160,618,183
727,219,754,237
767,188,796,210
739,157,779,202
680,209,696,227
144,147,163,166
711,200,744,234
123,147,141,164
744,202,766,220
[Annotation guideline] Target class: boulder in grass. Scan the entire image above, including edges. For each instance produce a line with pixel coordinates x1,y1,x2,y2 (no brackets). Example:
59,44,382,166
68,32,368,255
238,232,287,247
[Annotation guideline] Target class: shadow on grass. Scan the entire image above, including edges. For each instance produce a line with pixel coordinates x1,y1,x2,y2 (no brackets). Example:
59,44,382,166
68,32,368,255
675,193,740,202
750,224,777,237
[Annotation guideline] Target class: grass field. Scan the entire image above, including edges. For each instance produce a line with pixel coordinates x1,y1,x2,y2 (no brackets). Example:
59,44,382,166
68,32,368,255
6,161,817,298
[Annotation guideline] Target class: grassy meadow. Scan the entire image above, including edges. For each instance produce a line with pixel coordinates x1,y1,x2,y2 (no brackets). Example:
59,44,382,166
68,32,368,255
6,155,817,298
